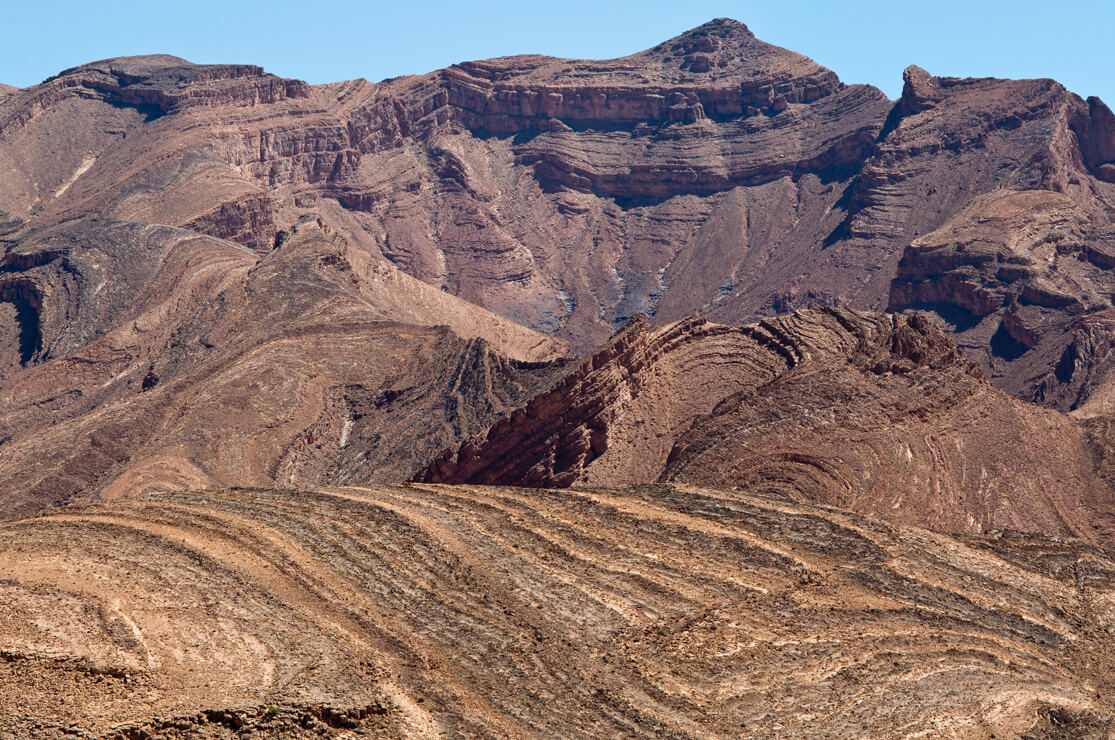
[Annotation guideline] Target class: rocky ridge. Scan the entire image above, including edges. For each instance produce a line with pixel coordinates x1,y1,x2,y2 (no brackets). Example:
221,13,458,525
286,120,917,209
421,308,1115,542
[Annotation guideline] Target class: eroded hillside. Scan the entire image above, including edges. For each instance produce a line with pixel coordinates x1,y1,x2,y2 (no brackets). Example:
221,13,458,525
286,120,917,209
0,217,568,517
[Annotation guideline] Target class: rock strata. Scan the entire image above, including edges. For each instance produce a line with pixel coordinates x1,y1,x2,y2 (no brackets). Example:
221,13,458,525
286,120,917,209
3,22,1113,384
421,309,1115,541
0,217,568,518
1,484,1114,738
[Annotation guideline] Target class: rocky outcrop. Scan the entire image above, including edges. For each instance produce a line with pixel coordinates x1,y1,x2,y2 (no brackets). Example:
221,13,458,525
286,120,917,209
421,308,1115,541
513,82,887,201
838,66,1113,244
887,189,1115,408
419,313,791,487
440,19,844,131
39,55,310,117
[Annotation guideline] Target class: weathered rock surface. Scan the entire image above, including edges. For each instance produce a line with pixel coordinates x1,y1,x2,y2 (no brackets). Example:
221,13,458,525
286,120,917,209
888,188,1115,409
4,21,1115,738
0,217,568,518
3,484,1115,738
421,309,1115,542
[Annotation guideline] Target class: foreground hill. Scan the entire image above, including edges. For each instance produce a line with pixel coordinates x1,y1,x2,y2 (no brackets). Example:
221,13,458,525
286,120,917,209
2,484,1113,738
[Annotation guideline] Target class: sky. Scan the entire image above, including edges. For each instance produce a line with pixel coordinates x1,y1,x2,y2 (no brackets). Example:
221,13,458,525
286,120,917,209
2,0,1112,104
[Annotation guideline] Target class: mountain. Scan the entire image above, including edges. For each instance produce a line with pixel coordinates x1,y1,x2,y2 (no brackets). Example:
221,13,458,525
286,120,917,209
2,21,1112,414
5,19,1115,737
0,22,886,351
2,483,1113,737
0,16,1112,531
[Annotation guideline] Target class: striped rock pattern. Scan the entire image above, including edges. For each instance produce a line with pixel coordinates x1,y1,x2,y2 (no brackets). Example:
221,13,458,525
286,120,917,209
2,484,1114,737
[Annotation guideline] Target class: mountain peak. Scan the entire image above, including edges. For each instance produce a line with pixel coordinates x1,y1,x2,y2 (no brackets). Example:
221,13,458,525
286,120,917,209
637,17,835,82
680,17,755,39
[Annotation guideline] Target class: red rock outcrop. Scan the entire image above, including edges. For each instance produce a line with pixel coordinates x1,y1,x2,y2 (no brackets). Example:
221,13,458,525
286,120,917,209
887,189,1115,406
420,309,1115,542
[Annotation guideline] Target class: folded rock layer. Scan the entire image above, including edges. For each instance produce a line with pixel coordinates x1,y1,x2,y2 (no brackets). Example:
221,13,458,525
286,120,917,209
2,484,1113,738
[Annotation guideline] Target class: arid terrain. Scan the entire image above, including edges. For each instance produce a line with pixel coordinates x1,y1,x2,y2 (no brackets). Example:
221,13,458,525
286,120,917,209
3,16,1115,738
5,484,1115,738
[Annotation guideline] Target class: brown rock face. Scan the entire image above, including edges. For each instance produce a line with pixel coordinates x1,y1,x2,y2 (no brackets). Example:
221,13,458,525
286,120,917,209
1,21,1114,519
421,309,1115,542
3,21,1113,392
8,21,1115,738
886,189,1115,408
0,217,568,518
0,21,893,351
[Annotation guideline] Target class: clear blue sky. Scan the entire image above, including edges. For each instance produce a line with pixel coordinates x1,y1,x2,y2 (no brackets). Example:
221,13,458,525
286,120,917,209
3,1,1112,104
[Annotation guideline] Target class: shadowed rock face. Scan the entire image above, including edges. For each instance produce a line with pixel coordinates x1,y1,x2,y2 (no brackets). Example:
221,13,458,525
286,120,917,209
420,308,1115,542
2,484,1115,738
888,189,1115,409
